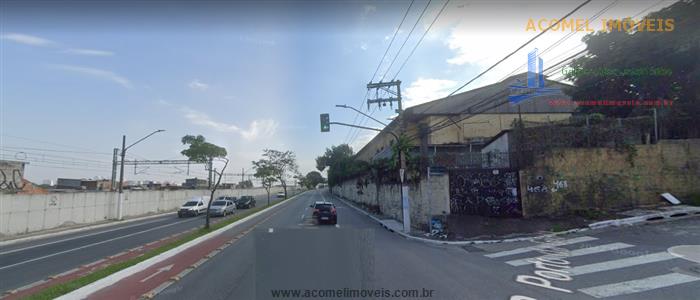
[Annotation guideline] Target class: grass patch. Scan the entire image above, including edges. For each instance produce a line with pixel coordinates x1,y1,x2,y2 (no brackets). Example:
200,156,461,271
551,224,566,232
682,194,700,207
23,195,296,300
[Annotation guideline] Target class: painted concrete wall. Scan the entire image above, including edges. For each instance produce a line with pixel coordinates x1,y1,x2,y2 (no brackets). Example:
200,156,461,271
520,139,700,217
0,187,282,237
332,175,450,230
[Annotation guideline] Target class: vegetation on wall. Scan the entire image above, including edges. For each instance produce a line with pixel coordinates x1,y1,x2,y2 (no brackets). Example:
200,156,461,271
564,0,699,139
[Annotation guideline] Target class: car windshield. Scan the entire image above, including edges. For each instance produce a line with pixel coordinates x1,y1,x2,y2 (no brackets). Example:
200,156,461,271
212,201,227,206
182,201,198,207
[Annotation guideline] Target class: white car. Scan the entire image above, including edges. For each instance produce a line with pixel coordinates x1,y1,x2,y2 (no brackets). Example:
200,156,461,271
177,196,210,217
276,192,286,198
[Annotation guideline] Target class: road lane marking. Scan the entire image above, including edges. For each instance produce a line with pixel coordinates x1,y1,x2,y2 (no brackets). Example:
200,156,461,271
0,217,177,256
139,264,174,283
568,252,676,276
485,236,598,258
578,272,700,298
268,228,274,233
0,218,193,271
506,243,634,266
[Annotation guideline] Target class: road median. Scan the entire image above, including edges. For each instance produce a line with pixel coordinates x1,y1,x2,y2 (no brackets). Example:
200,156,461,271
18,191,304,300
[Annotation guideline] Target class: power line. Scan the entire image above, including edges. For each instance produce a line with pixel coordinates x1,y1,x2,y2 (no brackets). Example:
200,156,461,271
413,0,594,133
370,0,416,82
420,0,665,139
392,0,451,80
346,1,416,144
379,0,433,81
442,0,592,99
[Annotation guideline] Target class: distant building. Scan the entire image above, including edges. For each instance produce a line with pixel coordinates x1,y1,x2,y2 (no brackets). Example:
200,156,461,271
183,178,208,189
81,179,111,191
56,178,83,190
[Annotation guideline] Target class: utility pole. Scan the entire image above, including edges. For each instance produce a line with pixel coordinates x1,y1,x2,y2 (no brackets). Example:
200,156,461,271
365,80,410,232
653,108,659,144
118,136,126,220
111,148,118,191
207,158,213,189
117,130,165,220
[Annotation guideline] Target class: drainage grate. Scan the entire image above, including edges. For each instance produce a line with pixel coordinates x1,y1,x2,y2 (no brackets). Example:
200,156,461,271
670,213,688,218
646,216,665,221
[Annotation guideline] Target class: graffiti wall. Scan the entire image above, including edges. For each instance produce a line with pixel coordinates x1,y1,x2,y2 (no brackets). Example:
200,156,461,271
448,169,521,217
0,160,26,192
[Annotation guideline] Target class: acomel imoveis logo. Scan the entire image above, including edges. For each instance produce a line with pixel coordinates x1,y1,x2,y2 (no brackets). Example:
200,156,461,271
508,48,564,105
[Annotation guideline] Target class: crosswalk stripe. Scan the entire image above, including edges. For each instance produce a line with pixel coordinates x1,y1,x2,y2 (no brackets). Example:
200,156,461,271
484,236,598,258
578,272,700,298
505,243,634,266
568,252,676,276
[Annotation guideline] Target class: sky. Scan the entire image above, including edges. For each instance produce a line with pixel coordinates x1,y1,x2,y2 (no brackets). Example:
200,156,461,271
0,0,677,185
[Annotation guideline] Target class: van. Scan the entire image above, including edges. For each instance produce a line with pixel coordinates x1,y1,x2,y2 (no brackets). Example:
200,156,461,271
177,196,210,217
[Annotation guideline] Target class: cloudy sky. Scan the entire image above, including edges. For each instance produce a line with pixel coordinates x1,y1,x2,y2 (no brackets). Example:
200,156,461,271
0,0,675,184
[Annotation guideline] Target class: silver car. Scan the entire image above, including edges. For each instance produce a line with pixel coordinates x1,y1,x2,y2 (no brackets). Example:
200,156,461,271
208,199,236,217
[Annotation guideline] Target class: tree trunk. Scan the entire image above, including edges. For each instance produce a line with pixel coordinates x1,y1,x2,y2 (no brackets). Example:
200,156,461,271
267,189,271,206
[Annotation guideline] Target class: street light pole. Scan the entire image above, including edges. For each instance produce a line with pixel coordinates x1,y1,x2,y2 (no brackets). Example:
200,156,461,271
116,129,165,220
335,104,388,126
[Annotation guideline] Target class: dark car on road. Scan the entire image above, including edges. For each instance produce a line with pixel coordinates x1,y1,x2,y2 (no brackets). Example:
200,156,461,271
310,201,337,225
235,196,256,209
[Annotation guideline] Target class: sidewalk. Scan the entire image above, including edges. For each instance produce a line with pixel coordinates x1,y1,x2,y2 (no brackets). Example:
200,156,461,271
333,194,700,244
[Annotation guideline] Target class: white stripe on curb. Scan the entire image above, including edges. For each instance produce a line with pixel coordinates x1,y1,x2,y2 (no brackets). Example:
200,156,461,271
55,192,304,300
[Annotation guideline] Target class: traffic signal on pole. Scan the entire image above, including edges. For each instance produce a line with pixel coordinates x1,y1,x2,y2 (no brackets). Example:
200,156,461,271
320,113,330,132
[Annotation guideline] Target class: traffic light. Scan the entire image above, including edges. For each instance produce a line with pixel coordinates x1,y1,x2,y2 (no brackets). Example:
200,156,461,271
320,113,330,132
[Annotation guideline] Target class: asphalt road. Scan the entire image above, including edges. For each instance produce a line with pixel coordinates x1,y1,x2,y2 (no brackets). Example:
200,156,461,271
0,193,283,292
156,189,700,300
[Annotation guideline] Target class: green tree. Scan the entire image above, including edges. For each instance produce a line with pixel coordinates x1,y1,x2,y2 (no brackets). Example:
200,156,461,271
316,144,366,186
252,162,278,205
180,135,227,162
300,171,326,189
252,149,298,202
564,1,699,138
180,135,228,229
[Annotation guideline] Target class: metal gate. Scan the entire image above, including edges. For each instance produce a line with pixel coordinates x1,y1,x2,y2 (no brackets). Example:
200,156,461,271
448,169,522,217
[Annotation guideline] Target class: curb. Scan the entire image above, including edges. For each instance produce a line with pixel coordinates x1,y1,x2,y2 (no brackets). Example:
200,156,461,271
0,212,177,247
588,207,700,229
332,194,700,246
54,192,305,300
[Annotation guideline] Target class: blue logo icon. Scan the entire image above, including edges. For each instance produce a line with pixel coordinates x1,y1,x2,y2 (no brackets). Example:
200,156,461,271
508,48,563,104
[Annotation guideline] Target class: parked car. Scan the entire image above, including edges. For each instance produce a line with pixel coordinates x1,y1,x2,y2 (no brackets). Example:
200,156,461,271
235,196,256,209
208,199,236,217
276,192,286,198
177,196,209,217
310,201,337,225
216,196,237,202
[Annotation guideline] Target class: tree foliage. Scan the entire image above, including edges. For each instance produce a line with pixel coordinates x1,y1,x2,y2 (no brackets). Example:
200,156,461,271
252,149,298,199
564,1,699,138
180,135,227,162
298,171,326,189
236,180,253,189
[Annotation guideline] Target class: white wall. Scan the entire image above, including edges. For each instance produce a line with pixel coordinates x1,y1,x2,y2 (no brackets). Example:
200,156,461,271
331,175,450,230
0,187,281,237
